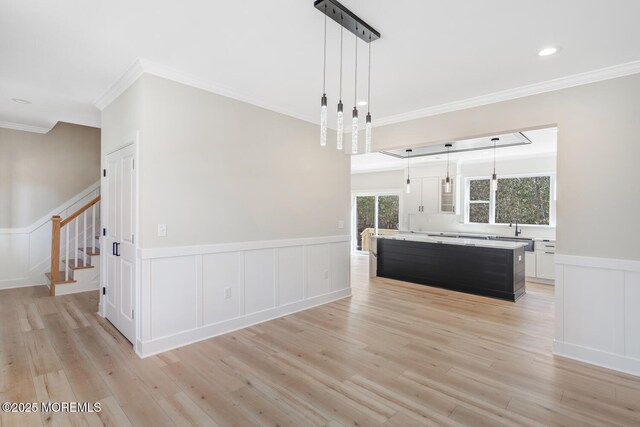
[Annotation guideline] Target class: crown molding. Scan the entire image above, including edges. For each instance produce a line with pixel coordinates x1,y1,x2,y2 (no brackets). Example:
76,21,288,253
93,58,319,125
373,60,640,128
94,58,640,129
94,59,147,110
0,120,50,134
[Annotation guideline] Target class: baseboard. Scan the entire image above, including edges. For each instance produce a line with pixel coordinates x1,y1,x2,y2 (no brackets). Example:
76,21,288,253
53,280,100,296
554,340,640,377
136,288,351,358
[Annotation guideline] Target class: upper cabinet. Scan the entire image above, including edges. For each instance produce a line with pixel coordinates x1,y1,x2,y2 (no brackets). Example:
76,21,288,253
407,177,439,214
408,176,455,215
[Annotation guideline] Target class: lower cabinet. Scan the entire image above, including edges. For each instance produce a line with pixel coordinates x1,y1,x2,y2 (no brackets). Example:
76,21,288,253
536,251,556,280
525,252,536,277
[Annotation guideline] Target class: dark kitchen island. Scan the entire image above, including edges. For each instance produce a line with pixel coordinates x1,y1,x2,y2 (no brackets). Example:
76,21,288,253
376,234,527,301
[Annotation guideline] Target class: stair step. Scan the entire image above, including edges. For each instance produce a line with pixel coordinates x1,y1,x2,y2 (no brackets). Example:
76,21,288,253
79,247,100,256
61,259,94,270
45,271,76,285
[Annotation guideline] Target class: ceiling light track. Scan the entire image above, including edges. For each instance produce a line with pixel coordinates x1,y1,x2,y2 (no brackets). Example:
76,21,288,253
314,0,380,43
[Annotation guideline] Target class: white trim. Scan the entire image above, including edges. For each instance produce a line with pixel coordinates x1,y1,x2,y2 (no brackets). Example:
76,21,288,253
554,341,640,378
94,59,146,110
136,288,350,358
555,253,640,273
138,235,350,260
374,60,640,128
94,58,640,130
94,58,318,125
0,121,51,134
0,181,100,235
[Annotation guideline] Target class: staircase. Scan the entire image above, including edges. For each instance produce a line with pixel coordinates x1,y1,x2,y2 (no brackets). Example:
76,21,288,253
46,195,101,296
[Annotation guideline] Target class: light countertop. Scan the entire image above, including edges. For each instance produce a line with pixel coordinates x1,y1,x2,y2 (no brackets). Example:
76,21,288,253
375,233,529,250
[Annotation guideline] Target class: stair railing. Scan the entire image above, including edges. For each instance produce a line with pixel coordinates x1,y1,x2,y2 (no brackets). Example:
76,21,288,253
50,195,101,296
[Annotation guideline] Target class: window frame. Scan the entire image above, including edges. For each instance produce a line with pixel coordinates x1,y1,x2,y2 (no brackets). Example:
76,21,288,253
351,190,403,253
464,172,556,227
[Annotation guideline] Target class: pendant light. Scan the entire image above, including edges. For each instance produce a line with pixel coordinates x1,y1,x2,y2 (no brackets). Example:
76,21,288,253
336,17,344,150
491,137,499,192
406,149,412,193
445,143,452,193
351,29,359,154
365,37,372,155
320,5,328,147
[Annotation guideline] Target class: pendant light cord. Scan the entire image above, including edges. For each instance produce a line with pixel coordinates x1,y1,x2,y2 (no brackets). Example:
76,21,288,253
322,5,327,94
367,37,371,111
447,145,450,178
339,17,343,100
354,28,358,106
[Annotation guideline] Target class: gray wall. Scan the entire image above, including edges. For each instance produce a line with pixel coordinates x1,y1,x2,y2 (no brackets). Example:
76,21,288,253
370,74,640,261
103,74,351,248
0,122,100,228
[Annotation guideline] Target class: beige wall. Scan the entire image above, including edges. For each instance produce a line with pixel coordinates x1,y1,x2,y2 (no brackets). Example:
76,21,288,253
0,122,100,228
103,74,350,248
371,74,640,261
351,170,405,192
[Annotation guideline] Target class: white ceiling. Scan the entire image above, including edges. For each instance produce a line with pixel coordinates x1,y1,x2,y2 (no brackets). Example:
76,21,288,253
2,0,640,132
351,127,557,173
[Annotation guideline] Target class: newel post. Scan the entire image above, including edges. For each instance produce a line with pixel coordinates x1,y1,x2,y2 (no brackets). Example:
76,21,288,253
50,215,61,296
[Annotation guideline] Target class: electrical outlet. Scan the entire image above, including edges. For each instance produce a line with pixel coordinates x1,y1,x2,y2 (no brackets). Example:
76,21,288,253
338,220,345,229
157,224,167,237
224,287,231,299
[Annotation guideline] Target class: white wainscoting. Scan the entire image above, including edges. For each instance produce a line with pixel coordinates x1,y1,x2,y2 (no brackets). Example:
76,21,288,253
554,254,640,376
135,235,351,357
0,182,100,289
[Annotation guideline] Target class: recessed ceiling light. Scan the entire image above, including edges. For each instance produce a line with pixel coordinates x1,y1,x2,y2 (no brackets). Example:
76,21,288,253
357,100,368,106
538,47,558,57
12,98,32,104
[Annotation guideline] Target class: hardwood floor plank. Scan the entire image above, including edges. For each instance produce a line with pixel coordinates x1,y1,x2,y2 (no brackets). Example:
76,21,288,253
1,255,639,427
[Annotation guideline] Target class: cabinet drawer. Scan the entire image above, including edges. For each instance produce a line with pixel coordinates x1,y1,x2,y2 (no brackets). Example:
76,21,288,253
536,241,556,252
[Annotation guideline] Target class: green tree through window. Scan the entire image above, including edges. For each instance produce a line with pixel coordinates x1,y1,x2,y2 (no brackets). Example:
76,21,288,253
467,176,551,225
496,176,550,225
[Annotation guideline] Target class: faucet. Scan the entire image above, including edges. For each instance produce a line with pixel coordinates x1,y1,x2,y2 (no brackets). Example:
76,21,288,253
509,221,522,237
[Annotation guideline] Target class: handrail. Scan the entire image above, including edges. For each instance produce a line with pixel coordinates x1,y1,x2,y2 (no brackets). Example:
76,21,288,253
50,194,101,295
60,195,101,227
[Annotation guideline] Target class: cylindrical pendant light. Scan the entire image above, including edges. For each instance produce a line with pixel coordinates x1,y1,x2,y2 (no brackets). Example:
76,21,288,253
336,18,344,150
445,143,452,193
365,37,372,155
406,149,412,193
320,5,328,146
491,137,499,192
351,28,359,154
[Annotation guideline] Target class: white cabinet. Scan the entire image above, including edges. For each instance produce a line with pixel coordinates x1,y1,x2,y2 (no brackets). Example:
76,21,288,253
536,251,556,280
407,177,439,214
534,240,556,281
525,251,536,277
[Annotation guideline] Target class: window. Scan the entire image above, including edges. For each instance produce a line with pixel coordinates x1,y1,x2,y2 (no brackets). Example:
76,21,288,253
354,193,400,251
468,179,490,223
467,175,553,225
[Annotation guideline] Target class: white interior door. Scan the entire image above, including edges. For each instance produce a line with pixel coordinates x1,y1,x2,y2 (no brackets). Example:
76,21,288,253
104,144,136,343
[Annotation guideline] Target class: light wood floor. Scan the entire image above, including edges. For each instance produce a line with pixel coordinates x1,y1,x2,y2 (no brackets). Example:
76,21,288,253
2,255,640,426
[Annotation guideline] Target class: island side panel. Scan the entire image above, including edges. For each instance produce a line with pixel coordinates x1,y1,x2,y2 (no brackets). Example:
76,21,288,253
377,238,525,301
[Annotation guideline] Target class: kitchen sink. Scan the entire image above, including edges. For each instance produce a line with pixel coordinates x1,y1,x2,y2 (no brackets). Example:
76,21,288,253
489,236,534,251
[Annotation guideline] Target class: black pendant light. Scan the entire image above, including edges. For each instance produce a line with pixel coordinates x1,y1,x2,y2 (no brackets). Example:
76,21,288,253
445,143,452,193
319,4,328,146
351,29,359,154
491,137,499,192
365,37,372,154
406,149,412,193
336,17,344,150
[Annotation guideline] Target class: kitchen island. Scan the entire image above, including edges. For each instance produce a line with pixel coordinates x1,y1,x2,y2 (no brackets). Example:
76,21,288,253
376,233,527,301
